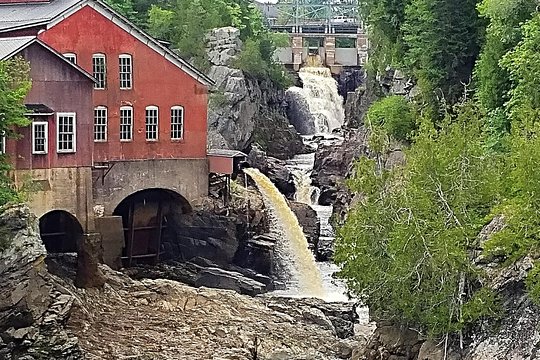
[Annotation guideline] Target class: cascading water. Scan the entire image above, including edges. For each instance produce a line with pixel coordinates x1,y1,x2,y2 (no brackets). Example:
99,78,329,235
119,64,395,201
244,168,325,298
289,67,345,134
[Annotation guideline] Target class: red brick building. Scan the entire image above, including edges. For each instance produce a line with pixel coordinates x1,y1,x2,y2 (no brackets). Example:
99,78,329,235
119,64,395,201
0,0,214,263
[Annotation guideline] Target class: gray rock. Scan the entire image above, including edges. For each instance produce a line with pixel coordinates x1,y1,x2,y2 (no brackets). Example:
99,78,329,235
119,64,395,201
289,201,320,251
195,267,266,296
285,88,317,134
247,145,296,199
206,27,305,159
0,205,83,359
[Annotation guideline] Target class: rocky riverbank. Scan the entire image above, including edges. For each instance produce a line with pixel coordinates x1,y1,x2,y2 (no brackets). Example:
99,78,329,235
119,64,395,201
0,204,367,360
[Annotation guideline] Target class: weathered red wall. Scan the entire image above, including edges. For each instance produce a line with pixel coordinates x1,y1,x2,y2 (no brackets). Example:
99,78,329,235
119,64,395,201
6,43,94,169
39,5,209,162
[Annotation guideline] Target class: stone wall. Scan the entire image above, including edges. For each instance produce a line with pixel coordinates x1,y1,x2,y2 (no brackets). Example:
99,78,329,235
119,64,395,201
93,158,208,215
12,167,94,232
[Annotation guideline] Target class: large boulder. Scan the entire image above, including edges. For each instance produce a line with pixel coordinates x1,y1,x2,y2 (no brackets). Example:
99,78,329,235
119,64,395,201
285,87,317,135
248,145,296,199
0,205,83,359
289,201,320,251
162,210,240,266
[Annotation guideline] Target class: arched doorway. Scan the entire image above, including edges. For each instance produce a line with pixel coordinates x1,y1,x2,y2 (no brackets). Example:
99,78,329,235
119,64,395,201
113,188,191,267
39,210,84,253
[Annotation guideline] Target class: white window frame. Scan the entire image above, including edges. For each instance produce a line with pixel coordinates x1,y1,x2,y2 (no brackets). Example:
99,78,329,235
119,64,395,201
56,112,76,153
120,106,133,142
63,53,77,64
92,53,106,90
119,54,133,90
0,131,5,154
93,106,108,142
145,106,159,141
170,105,184,140
32,121,48,154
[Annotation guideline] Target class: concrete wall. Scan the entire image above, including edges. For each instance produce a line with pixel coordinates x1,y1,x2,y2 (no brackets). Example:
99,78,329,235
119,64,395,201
93,158,208,215
335,48,358,66
12,167,94,232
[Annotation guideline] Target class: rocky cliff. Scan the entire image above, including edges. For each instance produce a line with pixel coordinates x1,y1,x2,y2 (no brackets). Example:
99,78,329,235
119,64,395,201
206,27,305,159
0,205,82,360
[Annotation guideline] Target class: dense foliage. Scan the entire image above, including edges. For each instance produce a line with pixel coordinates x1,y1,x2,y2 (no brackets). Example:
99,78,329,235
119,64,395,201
337,105,501,336
0,58,31,209
362,0,481,115
337,0,540,340
366,96,416,141
105,0,291,86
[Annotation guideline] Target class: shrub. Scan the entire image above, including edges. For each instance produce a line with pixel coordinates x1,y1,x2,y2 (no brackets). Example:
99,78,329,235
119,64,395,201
367,96,416,142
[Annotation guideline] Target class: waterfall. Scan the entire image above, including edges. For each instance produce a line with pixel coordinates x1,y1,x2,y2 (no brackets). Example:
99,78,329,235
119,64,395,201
287,67,345,134
243,168,325,297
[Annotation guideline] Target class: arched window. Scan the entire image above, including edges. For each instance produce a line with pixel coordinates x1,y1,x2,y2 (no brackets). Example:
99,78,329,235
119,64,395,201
145,106,159,141
170,105,184,140
63,53,77,64
93,106,107,142
92,53,106,89
120,106,133,141
119,54,132,89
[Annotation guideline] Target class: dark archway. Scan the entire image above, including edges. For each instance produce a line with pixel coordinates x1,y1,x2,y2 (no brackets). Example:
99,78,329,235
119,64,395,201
39,210,84,253
113,188,191,267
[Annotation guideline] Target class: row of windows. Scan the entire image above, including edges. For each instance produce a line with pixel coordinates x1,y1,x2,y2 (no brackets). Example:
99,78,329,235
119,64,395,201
26,105,185,155
93,105,185,142
64,53,132,90
31,113,76,155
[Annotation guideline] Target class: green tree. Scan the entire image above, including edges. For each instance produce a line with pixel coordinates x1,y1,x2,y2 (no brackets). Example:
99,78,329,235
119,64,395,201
366,95,416,141
501,13,540,128
403,0,481,113
0,58,31,207
335,104,501,336
360,0,410,71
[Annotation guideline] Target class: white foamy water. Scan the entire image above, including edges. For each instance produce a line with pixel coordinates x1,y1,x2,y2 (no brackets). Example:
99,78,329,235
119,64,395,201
289,67,345,134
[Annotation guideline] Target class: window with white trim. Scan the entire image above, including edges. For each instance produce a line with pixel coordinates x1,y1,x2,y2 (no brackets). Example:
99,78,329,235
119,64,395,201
120,106,133,141
170,106,184,140
93,106,107,142
63,53,77,64
0,132,5,154
119,54,132,89
92,54,106,89
56,113,76,153
145,106,158,141
32,121,48,154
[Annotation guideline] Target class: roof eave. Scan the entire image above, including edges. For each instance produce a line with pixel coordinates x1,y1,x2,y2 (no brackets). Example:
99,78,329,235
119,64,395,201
92,0,215,88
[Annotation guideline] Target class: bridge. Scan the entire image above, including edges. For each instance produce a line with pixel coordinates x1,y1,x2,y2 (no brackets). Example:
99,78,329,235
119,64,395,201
254,0,368,73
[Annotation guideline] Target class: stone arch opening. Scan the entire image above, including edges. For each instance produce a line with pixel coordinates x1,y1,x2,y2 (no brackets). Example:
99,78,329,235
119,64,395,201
39,210,84,253
113,188,191,266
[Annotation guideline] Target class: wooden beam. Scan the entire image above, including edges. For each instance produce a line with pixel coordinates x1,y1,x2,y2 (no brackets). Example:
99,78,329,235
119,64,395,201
155,199,164,264
127,202,135,267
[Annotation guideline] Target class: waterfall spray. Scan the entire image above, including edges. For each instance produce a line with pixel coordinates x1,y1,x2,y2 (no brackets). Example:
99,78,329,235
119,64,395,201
297,66,345,133
244,168,325,297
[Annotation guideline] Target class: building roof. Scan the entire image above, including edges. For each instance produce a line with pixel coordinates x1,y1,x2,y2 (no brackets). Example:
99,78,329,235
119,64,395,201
25,103,54,115
207,149,247,158
0,0,214,87
0,35,96,81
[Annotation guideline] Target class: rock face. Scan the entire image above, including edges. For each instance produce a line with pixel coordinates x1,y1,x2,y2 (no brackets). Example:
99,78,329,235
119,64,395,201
289,201,320,250
68,266,365,360
0,205,82,360
285,87,317,134
336,68,366,101
206,27,304,159
248,145,297,199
